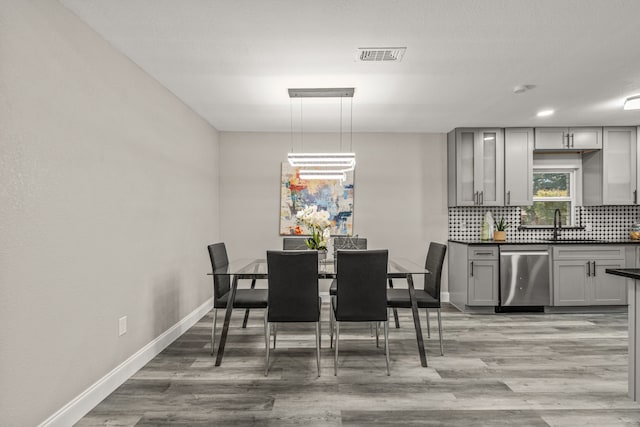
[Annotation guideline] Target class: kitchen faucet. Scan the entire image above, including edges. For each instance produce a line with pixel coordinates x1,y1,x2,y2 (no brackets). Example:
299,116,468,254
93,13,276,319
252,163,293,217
553,208,562,240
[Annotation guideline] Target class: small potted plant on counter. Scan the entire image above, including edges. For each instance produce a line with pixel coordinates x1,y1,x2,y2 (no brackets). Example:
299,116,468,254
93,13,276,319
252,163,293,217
493,217,510,241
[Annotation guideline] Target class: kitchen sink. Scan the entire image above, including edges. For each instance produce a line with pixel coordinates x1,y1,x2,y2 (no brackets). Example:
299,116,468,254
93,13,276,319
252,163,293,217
544,238,606,243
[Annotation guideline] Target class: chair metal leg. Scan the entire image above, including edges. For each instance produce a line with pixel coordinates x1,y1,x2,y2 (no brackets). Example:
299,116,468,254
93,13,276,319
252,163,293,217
329,297,334,349
211,308,217,356
273,323,277,349
242,279,257,328
388,279,400,328
425,308,431,339
264,312,270,376
375,322,380,348
318,300,322,350
437,307,444,356
370,322,374,337
384,320,390,376
315,321,321,377
334,322,340,376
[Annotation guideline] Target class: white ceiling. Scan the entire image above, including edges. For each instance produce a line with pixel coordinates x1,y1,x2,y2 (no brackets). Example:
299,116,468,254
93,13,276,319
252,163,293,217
61,0,640,133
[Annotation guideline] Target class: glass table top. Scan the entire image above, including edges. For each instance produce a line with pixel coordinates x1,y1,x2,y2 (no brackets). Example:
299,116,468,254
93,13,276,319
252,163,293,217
209,257,429,278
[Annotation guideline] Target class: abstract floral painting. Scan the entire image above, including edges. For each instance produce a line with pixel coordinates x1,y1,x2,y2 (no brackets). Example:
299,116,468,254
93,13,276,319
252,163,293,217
279,163,354,236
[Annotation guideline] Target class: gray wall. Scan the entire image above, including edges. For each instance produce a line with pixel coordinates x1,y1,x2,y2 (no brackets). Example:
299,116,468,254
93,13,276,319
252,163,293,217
219,132,448,290
0,2,219,425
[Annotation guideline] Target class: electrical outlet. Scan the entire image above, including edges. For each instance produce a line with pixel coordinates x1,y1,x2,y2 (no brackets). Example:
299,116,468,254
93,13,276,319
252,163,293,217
119,316,127,336
585,223,593,232
460,221,467,231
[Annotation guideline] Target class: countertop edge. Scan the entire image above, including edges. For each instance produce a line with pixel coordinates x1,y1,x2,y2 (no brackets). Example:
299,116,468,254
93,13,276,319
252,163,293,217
605,269,640,280
449,239,640,246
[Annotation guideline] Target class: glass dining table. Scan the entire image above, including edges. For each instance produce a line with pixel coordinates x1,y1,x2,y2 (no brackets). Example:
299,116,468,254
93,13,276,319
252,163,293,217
208,257,431,367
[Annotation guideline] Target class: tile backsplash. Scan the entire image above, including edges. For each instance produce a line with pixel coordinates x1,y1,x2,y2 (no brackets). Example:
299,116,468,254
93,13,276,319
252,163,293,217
448,206,640,242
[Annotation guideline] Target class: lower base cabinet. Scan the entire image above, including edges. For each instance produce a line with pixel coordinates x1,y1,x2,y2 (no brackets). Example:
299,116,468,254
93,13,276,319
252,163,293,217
552,246,627,306
468,259,499,305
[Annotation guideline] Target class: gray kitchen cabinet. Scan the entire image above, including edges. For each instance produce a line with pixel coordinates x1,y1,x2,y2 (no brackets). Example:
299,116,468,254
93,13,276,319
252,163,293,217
592,260,627,304
553,260,590,305
504,128,533,206
448,243,499,310
583,126,637,205
467,246,499,306
535,127,602,150
447,128,504,206
552,245,627,306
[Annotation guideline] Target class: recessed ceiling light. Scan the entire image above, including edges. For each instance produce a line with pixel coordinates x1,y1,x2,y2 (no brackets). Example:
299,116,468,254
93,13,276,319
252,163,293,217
624,95,640,110
537,109,554,117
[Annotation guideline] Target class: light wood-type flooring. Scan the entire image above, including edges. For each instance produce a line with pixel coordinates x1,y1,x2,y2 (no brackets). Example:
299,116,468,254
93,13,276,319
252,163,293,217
78,304,640,426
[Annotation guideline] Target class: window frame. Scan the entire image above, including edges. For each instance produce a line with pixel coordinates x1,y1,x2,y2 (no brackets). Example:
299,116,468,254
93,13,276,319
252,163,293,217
522,166,577,227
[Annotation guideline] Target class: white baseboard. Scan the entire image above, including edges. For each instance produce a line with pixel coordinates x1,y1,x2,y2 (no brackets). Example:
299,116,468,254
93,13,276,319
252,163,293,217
39,297,214,427
441,291,450,303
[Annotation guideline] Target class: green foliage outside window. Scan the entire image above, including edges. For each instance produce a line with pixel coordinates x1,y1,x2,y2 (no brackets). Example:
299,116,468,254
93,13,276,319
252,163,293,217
521,172,573,226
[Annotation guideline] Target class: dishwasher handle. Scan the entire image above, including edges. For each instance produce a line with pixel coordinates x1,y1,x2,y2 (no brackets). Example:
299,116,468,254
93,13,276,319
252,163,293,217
500,251,550,256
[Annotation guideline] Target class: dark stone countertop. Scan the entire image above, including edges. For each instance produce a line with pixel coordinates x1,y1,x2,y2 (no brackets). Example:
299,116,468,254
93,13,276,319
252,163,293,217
605,268,640,280
449,239,640,246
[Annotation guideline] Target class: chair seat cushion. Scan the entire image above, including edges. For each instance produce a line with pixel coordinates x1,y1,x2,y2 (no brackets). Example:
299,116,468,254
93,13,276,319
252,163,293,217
329,279,337,295
215,289,268,309
387,288,440,309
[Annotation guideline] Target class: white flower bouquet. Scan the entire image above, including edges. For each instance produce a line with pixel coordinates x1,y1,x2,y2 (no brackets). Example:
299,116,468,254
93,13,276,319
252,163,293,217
295,205,331,250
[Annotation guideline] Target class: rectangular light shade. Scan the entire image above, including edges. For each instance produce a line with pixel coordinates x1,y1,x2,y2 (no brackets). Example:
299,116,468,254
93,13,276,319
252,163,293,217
299,169,346,181
288,153,356,171
624,95,640,110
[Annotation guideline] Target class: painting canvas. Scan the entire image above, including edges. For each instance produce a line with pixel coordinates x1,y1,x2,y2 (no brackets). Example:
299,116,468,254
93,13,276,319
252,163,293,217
280,163,354,236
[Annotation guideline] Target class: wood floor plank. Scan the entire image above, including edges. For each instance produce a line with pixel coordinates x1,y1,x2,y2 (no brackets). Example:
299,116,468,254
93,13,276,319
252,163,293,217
77,304,640,426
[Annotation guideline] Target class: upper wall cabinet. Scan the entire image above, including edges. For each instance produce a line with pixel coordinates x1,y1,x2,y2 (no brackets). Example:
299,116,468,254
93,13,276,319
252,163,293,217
583,126,638,205
448,128,504,206
504,128,534,206
534,127,602,150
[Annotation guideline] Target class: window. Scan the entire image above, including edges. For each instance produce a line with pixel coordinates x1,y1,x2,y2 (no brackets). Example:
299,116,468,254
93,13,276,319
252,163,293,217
520,169,576,226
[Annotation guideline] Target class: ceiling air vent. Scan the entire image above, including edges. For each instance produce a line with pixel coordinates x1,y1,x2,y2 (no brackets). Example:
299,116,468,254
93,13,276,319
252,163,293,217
357,47,406,62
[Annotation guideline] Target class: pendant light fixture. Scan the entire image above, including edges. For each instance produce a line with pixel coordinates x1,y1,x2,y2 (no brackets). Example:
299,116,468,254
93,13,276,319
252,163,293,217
287,88,355,179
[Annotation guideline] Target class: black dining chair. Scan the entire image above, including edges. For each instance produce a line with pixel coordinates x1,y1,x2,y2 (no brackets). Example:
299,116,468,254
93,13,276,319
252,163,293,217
386,242,447,355
207,243,268,355
329,236,367,297
265,250,321,376
282,237,309,250
330,249,390,376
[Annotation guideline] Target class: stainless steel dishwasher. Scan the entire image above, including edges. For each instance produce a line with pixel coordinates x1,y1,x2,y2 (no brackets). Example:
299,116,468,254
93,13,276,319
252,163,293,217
499,245,551,307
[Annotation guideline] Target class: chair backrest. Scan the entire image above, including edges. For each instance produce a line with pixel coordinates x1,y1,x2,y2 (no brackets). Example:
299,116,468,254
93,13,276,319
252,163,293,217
207,243,230,301
267,250,319,322
333,236,367,259
424,242,447,300
335,249,388,322
283,237,309,250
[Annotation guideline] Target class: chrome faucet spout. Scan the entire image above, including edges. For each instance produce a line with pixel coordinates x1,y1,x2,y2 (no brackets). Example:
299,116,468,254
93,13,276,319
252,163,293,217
553,209,562,240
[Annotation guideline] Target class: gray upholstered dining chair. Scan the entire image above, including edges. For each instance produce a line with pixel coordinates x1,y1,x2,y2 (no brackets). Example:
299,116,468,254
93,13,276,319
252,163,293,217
386,242,447,355
330,249,390,376
282,237,309,250
265,250,321,376
329,236,367,297
207,243,268,355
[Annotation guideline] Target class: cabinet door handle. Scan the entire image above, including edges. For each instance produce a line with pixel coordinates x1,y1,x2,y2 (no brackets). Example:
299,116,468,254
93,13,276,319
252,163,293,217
475,252,493,255
586,261,591,277
634,190,637,204
470,261,474,277
592,261,596,277
570,133,575,148
564,133,569,148
507,190,511,205
480,191,484,205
